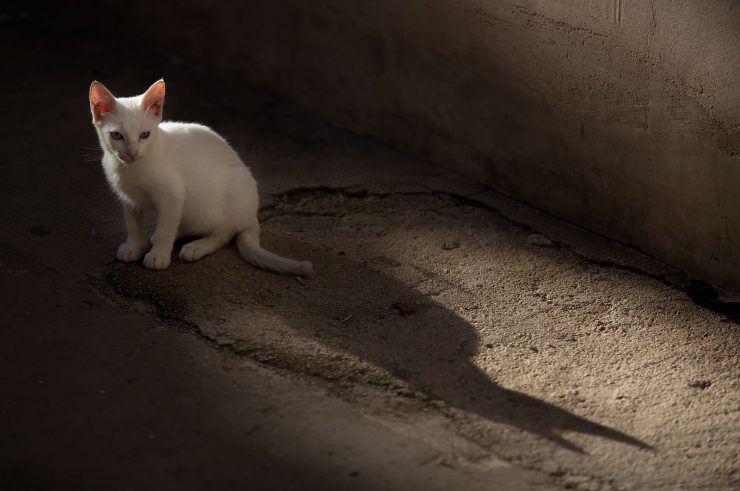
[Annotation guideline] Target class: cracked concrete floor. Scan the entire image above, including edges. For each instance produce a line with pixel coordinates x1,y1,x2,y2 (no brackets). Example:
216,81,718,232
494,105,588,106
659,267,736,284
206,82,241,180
2,9,739,491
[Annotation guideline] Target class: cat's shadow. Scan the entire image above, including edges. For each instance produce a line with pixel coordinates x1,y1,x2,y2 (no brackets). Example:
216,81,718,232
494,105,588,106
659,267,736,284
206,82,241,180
108,235,651,454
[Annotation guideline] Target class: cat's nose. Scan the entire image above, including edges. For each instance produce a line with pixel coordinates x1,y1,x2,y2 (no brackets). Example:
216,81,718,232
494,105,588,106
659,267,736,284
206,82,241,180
126,150,139,159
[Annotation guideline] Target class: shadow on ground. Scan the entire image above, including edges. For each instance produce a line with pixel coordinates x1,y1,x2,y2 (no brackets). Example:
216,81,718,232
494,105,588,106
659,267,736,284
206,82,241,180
104,189,650,454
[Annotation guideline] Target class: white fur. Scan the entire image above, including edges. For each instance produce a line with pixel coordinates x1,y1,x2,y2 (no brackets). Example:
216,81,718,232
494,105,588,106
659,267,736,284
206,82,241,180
89,80,312,275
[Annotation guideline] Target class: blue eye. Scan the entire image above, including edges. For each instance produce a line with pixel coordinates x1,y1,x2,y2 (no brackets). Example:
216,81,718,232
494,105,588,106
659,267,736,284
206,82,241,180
140,131,150,139
110,131,123,141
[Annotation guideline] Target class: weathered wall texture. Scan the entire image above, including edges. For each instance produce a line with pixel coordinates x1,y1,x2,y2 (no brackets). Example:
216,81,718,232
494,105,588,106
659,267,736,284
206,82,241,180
121,1,740,290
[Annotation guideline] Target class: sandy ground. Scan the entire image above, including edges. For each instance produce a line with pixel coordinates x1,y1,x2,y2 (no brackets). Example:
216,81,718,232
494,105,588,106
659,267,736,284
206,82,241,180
1,8,738,490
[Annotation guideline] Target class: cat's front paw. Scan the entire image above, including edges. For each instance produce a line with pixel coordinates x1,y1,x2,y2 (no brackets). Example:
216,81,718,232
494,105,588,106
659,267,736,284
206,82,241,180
117,242,147,262
143,251,171,270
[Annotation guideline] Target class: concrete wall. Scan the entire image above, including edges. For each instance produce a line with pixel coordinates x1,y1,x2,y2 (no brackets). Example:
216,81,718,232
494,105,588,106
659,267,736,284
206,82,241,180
117,1,740,291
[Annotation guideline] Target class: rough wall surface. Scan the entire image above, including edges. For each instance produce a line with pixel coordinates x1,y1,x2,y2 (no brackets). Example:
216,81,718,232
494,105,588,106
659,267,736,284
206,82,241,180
121,1,740,290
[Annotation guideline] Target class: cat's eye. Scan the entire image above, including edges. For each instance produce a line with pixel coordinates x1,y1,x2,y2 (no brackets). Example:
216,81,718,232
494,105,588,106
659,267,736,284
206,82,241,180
139,131,150,140
110,131,123,141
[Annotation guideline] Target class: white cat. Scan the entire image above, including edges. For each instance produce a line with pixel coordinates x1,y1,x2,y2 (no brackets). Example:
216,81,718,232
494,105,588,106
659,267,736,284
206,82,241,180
89,79,312,275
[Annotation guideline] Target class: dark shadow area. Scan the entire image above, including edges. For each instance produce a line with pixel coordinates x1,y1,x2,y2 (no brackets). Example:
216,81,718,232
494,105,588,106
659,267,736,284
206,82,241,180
686,279,740,322
3,244,487,491
104,188,651,453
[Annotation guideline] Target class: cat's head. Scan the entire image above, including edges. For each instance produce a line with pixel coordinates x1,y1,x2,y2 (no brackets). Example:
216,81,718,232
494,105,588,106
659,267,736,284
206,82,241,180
89,80,165,163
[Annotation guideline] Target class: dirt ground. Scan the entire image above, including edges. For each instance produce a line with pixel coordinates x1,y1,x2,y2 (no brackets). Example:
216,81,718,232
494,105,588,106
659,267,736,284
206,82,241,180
1,7,738,490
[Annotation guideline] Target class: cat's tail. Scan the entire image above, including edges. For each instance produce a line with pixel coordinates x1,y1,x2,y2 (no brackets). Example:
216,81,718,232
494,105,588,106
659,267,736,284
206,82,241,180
236,228,313,276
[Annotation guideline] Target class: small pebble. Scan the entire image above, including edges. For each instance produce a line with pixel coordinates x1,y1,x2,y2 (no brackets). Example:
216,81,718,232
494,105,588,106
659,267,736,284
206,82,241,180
688,380,712,389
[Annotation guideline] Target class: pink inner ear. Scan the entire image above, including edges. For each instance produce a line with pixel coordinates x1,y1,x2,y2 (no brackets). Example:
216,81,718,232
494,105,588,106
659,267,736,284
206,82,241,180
142,81,165,117
90,83,115,120
93,101,112,118
145,101,162,117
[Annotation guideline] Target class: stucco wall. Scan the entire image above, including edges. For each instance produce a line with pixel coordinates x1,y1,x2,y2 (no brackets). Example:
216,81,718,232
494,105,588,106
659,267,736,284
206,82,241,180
118,1,740,290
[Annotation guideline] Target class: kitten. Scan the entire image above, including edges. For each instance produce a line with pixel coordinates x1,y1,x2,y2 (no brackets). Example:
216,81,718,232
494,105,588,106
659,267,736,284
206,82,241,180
89,79,312,275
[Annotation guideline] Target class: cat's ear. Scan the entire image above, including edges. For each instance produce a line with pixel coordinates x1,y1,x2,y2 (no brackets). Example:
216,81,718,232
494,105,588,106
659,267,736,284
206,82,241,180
142,79,165,118
89,81,116,122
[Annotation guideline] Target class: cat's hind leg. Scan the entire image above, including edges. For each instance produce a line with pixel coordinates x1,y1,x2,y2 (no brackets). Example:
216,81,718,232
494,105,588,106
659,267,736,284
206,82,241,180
179,233,230,262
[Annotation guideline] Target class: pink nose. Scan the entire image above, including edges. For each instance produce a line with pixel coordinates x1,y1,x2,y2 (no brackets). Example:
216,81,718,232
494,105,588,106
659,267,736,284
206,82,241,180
126,150,138,158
